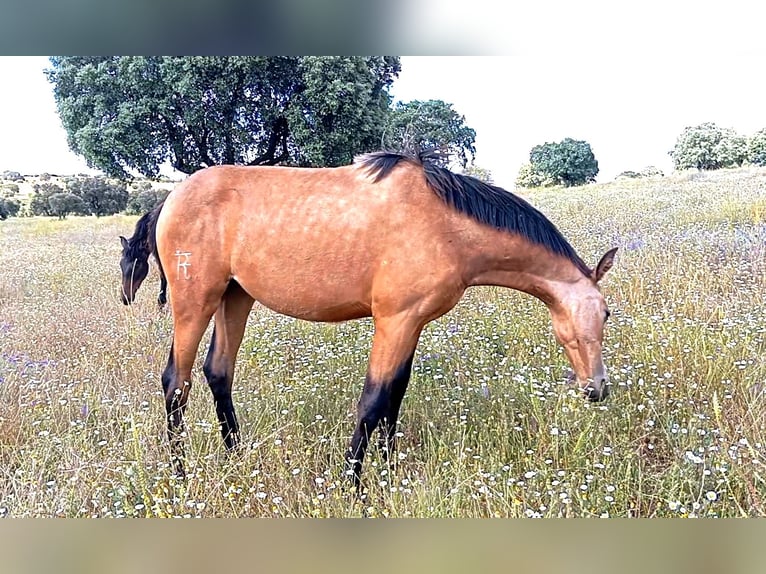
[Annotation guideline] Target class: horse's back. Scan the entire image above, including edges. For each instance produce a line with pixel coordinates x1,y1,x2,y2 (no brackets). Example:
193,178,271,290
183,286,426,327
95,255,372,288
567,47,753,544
156,163,464,321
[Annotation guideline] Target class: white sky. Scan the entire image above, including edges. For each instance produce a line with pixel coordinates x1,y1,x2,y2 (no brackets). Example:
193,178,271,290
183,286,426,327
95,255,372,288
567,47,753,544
1,5,765,190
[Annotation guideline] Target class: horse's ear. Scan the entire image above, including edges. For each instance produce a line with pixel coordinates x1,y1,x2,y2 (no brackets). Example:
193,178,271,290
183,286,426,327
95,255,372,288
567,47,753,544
592,247,617,283
119,235,129,250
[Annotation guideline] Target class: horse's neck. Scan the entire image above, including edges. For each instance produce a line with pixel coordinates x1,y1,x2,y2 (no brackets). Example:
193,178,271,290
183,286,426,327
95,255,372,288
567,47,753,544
463,234,585,306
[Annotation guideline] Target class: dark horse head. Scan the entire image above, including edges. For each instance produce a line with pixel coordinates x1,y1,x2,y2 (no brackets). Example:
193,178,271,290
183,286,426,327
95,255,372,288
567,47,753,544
119,201,167,306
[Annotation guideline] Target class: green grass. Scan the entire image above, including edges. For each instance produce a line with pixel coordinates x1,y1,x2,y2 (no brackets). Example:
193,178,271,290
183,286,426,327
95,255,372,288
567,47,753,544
1,166,765,517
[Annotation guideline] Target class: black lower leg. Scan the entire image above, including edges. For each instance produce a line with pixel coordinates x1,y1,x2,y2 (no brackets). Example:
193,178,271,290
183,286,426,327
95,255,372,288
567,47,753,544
346,355,415,485
345,379,389,486
203,330,239,450
161,345,186,478
377,354,414,460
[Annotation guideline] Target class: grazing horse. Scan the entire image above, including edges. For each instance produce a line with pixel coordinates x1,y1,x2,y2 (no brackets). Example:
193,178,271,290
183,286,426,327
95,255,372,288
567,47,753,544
119,202,168,307
153,150,617,483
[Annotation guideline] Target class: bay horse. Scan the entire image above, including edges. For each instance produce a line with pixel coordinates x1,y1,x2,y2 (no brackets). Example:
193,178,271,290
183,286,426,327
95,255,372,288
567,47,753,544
153,150,617,483
119,203,168,307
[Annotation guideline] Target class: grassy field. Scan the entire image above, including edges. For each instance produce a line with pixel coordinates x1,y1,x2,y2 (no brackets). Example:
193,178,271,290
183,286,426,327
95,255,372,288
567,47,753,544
1,167,765,518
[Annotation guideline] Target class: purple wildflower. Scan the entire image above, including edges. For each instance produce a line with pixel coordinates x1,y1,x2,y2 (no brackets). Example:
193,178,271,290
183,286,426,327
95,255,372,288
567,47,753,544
626,237,645,251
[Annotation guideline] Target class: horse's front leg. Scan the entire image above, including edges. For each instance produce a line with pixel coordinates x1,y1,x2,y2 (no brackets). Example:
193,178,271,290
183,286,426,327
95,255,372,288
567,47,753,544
345,316,422,488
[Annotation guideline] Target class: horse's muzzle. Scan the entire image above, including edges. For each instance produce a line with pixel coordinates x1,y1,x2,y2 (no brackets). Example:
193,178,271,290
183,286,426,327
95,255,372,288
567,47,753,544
566,370,609,402
583,382,609,402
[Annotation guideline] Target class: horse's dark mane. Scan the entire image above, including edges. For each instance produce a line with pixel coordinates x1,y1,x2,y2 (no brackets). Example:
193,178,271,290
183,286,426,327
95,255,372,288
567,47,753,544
356,150,592,276
126,199,165,265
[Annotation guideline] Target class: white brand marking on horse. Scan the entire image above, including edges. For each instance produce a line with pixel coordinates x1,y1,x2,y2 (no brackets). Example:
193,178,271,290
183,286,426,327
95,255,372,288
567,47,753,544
175,250,192,279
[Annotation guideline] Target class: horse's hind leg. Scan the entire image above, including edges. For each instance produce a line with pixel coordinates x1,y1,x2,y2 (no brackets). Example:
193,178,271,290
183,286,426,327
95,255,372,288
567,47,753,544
346,315,423,486
162,295,221,477
202,280,254,450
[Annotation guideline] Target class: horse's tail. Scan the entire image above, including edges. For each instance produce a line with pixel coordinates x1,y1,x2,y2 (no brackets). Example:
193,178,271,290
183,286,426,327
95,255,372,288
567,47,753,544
146,198,169,305
147,198,166,277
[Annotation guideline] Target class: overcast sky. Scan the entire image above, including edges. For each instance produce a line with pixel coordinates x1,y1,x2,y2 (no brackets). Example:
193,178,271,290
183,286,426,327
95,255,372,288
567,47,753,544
1,6,764,190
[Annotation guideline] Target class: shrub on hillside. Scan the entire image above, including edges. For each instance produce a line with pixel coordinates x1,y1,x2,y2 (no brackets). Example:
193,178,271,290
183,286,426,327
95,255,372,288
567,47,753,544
616,166,664,180
748,128,766,166
640,166,664,177
670,122,747,170
0,198,21,219
2,170,24,182
515,162,557,188
2,183,20,196
462,163,494,184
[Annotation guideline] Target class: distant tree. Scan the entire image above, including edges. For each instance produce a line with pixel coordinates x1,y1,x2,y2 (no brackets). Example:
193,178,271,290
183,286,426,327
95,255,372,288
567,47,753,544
2,183,19,196
2,171,24,182
640,166,664,177
0,198,21,219
381,100,477,168
126,182,170,215
462,163,493,183
48,193,86,219
529,138,599,187
515,162,557,188
47,56,401,178
616,166,664,179
39,173,52,181
670,122,747,170
748,128,766,166
130,181,154,194
5,198,20,217
30,182,65,216
67,175,128,216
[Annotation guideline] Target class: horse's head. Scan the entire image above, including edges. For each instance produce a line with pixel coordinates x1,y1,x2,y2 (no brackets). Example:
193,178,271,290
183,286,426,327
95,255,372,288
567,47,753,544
549,248,617,402
119,235,150,305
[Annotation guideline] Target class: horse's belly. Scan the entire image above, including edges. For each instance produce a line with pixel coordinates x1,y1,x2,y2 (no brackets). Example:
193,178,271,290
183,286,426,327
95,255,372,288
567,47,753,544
257,296,372,322
233,265,373,322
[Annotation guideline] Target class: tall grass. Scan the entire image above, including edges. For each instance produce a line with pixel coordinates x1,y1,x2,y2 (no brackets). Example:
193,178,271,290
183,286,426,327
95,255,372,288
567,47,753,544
1,168,764,517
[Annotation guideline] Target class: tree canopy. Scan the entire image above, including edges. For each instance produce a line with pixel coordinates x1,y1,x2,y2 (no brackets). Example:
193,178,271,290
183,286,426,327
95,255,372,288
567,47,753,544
462,163,493,183
669,122,748,170
48,193,86,219
381,99,476,168
30,182,65,216
47,57,480,180
527,138,599,187
749,128,766,167
47,56,403,178
125,181,170,215
0,198,20,219
66,175,128,216
28,176,127,217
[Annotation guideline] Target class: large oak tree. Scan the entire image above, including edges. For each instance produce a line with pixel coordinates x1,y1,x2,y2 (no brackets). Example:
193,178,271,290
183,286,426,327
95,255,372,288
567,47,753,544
47,56,402,178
